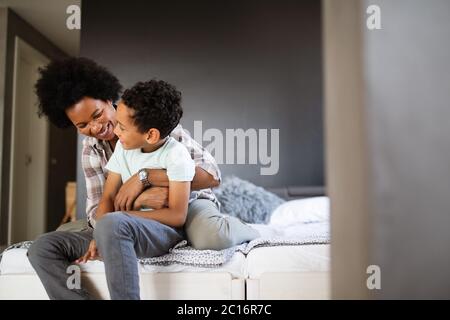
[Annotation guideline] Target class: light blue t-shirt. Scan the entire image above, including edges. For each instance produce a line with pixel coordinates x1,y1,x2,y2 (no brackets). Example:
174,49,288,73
105,137,195,183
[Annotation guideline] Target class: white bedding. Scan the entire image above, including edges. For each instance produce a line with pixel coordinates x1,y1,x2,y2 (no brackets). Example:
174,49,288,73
0,197,330,278
0,247,247,278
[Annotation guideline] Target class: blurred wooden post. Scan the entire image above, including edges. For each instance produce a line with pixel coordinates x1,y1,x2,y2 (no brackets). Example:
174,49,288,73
60,181,77,225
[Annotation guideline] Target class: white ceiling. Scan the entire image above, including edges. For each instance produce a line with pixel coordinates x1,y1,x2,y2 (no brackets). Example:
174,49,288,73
0,0,81,56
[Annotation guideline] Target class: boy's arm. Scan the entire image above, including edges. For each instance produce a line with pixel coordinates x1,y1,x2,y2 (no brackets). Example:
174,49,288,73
94,172,123,221
127,181,190,228
114,166,216,211
133,187,169,210
146,167,219,189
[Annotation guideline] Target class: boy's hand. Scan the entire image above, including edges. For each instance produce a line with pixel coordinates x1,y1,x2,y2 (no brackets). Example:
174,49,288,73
76,240,100,263
114,173,144,211
133,187,169,210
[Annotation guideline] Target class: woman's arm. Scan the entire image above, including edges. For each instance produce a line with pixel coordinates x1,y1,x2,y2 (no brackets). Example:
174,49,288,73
114,167,217,211
127,181,190,228
146,167,219,189
81,141,107,227
133,187,168,210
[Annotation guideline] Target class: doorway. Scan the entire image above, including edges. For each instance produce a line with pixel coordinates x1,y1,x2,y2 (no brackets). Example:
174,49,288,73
8,37,50,244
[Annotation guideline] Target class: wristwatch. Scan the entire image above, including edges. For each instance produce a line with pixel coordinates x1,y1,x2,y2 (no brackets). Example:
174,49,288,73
138,169,152,188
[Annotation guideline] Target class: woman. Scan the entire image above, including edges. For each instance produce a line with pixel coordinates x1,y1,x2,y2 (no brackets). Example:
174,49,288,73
28,57,258,299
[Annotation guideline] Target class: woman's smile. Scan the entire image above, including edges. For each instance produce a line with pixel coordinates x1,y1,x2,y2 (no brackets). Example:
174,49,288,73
96,122,114,140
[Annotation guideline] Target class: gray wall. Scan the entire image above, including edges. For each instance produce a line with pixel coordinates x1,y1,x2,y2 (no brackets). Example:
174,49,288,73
364,0,450,298
326,0,450,299
77,0,324,217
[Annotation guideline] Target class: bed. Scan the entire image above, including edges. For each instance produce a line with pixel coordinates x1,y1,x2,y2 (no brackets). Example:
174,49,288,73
0,186,329,300
0,247,246,300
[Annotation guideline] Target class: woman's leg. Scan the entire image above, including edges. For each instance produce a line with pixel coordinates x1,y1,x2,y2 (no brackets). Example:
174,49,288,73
184,199,260,250
27,229,93,299
56,218,89,232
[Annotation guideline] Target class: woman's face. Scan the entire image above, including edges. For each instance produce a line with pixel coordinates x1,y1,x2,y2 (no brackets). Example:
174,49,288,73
66,97,117,141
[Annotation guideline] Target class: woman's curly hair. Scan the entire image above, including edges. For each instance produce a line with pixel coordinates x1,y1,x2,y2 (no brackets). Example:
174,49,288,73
35,57,122,128
121,80,183,138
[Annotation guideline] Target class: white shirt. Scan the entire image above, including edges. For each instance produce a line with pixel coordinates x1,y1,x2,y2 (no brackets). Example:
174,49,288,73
105,137,195,183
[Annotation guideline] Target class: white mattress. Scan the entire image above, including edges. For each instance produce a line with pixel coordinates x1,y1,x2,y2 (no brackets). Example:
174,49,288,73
244,244,330,279
0,248,247,279
245,223,330,278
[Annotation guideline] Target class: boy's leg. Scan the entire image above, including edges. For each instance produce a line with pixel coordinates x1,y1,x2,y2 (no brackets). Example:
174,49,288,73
93,212,184,300
184,199,260,250
27,229,93,300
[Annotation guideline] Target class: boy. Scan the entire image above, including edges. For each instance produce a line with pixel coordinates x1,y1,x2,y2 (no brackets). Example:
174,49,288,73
78,80,195,299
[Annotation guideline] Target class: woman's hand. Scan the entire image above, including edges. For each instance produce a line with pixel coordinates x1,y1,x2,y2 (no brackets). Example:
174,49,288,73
75,240,100,263
114,173,144,211
133,187,169,210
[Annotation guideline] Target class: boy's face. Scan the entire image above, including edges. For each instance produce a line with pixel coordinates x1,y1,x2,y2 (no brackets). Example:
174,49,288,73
114,102,149,149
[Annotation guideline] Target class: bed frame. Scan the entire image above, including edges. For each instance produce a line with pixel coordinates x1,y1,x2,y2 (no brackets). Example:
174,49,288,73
0,273,245,300
246,272,330,300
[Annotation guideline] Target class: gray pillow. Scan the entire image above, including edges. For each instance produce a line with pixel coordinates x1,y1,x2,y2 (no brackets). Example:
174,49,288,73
214,176,285,224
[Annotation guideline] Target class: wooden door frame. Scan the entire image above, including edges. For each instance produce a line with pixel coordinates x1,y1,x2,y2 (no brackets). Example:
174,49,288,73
8,36,50,244
0,9,68,247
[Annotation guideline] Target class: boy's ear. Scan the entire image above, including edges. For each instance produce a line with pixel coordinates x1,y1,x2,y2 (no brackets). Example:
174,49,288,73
145,128,161,144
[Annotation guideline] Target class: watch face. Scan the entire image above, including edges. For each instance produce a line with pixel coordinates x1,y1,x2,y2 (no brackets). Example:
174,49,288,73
139,170,146,180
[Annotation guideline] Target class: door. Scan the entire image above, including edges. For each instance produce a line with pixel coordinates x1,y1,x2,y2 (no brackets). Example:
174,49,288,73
9,37,50,244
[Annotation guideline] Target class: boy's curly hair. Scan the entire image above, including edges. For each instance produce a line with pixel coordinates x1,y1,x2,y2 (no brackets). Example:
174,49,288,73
121,80,183,138
35,57,122,128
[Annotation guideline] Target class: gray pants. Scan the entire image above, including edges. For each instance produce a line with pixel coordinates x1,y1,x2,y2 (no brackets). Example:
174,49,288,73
27,199,259,300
